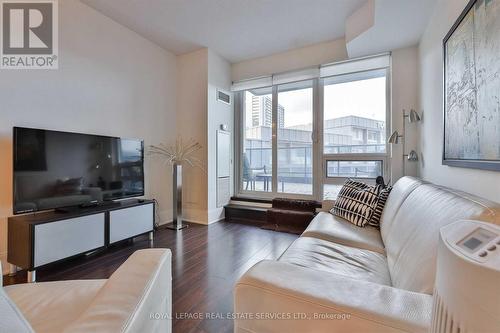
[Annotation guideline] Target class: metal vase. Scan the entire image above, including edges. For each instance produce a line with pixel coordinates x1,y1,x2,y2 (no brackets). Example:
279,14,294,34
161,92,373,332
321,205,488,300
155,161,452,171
167,163,187,230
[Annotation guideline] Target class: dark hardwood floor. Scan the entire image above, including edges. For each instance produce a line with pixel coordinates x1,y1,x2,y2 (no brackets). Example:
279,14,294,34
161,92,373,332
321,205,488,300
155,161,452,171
3,221,298,333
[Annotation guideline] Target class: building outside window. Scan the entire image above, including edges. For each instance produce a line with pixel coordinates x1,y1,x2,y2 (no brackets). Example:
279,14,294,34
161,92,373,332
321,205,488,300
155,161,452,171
235,55,390,200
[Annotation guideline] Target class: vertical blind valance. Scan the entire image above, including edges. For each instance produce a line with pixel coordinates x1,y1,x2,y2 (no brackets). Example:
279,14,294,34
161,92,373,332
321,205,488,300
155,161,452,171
272,68,320,86
320,54,390,78
231,53,390,91
230,68,319,92
230,76,273,91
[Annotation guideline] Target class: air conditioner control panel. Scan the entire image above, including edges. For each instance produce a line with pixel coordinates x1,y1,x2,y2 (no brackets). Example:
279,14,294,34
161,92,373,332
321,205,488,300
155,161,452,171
456,227,499,261
442,221,500,266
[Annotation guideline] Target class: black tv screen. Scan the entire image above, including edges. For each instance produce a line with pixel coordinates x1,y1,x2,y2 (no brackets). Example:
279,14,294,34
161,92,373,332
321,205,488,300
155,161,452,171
13,127,144,214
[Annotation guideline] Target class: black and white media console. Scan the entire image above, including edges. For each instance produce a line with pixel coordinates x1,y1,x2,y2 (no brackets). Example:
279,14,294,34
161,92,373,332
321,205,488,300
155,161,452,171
8,199,155,282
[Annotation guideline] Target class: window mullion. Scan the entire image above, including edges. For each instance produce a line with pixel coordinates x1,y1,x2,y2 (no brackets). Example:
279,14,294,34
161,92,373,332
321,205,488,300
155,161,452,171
385,67,392,182
235,92,243,194
313,78,323,201
271,85,278,194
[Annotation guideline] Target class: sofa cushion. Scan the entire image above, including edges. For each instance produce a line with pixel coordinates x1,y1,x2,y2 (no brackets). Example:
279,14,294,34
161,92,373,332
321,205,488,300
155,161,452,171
384,184,500,294
279,237,391,285
301,212,385,254
380,176,425,243
5,280,106,333
331,180,381,227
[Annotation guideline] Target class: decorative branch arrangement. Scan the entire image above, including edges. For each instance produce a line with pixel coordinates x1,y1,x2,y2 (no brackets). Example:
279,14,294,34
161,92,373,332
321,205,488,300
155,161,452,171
149,137,205,171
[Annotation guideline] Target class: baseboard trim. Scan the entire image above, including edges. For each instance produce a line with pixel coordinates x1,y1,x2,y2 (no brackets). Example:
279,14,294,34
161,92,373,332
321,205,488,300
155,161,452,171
0,251,8,276
208,207,224,224
208,217,225,224
182,218,208,225
157,208,226,226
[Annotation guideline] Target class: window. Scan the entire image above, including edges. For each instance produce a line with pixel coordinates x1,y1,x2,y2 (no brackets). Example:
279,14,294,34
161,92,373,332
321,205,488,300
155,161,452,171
321,69,389,200
241,87,273,192
323,70,387,154
277,80,313,195
326,160,383,179
234,55,390,200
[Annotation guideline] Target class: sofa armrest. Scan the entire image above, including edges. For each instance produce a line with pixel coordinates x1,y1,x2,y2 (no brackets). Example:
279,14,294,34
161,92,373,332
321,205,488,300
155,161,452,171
64,249,172,333
234,260,432,333
1,262,34,333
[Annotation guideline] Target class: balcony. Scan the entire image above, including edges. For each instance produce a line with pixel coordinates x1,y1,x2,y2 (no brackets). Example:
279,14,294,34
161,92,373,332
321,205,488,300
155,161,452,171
243,145,384,197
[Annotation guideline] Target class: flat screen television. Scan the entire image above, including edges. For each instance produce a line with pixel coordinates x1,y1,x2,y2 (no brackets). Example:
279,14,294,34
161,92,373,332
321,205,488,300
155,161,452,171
13,127,144,214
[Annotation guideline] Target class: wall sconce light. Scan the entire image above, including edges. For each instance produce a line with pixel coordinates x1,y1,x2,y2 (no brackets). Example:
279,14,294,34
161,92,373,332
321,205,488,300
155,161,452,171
408,109,421,123
388,109,421,175
388,130,403,144
407,150,418,161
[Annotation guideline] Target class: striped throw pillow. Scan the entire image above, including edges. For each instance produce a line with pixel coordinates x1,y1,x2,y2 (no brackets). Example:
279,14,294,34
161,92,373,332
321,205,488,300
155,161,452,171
368,186,392,228
330,179,381,227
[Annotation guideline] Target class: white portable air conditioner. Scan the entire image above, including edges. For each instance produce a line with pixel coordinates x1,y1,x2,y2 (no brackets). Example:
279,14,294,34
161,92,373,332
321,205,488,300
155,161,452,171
431,220,500,333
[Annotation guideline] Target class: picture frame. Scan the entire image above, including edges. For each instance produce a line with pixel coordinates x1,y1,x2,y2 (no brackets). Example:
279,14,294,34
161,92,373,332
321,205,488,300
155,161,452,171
442,0,500,171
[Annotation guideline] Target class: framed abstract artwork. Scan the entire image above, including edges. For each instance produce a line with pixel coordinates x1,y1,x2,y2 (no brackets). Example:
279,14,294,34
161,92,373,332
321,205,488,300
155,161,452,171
443,0,500,171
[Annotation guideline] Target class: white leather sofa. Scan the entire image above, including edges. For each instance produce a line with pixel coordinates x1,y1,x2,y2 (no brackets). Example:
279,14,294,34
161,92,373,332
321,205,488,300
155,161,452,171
234,177,500,333
1,248,172,333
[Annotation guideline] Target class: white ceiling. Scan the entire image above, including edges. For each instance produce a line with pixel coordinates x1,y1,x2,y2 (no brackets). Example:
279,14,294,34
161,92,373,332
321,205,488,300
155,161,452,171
81,0,365,62
81,0,436,63
346,0,437,58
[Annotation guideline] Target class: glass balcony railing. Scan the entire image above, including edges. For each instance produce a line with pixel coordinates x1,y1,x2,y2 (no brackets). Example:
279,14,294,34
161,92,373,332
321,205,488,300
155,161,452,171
324,143,386,154
243,145,384,194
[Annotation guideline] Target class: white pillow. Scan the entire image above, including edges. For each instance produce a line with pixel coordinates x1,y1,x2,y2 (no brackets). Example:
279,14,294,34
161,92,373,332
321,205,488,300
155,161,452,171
331,179,380,227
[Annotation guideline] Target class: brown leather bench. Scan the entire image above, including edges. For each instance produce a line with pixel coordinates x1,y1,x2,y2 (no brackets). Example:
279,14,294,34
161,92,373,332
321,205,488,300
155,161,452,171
262,198,322,234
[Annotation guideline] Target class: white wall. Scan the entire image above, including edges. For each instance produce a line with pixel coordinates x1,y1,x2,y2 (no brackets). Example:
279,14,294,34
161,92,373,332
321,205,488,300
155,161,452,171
176,48,234,224
418,0,500,202
0,0,177,273
207,50,233,223
391,46,420,181
176,49,209,224
231,38,348,81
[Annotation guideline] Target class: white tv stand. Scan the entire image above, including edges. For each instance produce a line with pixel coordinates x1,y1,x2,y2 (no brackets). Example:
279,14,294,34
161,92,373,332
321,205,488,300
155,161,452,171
8,199,155,282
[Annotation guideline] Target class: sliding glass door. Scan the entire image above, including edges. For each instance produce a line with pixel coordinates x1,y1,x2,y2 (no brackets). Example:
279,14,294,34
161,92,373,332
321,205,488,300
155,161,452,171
238,80,316,198
241,87,273,192
277,80,314,195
